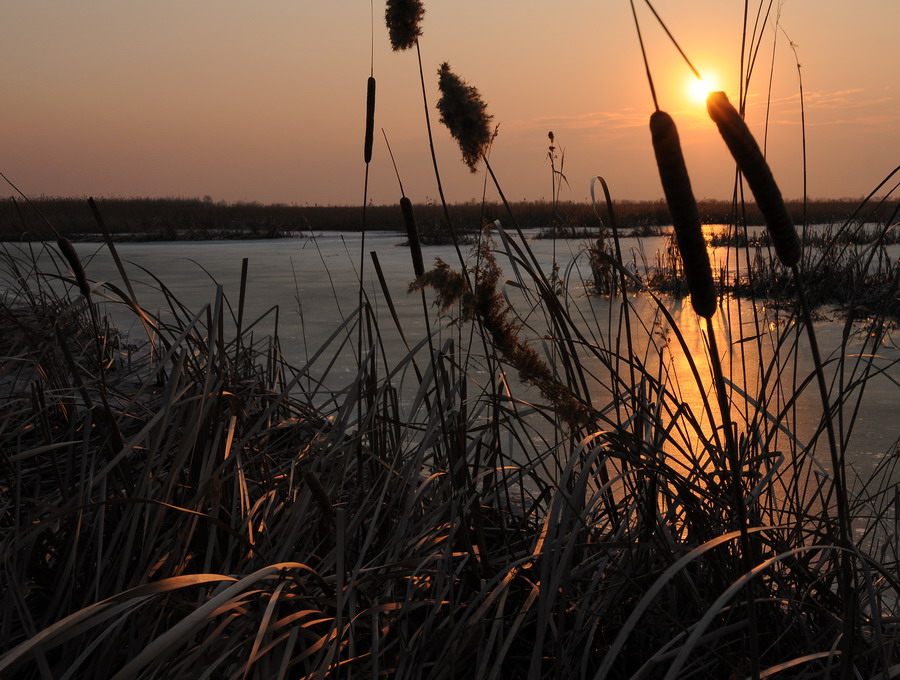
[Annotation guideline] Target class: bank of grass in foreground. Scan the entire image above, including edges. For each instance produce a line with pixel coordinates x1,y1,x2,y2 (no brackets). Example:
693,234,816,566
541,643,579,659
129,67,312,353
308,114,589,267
1,220,899,678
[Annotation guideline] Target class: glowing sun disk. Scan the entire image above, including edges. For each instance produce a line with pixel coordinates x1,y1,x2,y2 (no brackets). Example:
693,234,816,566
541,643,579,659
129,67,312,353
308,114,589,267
688,74,717,103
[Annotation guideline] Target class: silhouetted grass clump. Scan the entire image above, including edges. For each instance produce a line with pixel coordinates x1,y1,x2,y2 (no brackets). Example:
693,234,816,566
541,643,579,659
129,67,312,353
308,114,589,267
2,199,898,677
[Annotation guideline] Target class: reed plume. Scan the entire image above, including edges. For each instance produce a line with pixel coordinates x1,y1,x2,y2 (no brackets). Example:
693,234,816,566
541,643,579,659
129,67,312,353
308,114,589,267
707,90,801,266
385,0,424,51
436,63,493,172
649,110,716,318
411,237,592,429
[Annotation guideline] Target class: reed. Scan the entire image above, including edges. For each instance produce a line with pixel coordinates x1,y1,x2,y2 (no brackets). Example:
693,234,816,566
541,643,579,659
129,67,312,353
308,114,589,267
1,190,898,677
649,110,716,319
706,90,801,267
385,0,424,51
364,76,376,164
400,196,424,277
4,197,893,242
435,63,493,173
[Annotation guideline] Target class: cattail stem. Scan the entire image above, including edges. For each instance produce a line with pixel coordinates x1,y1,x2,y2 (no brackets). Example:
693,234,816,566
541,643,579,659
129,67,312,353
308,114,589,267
630,0,659,111
649,110,716,318
706,320,759,675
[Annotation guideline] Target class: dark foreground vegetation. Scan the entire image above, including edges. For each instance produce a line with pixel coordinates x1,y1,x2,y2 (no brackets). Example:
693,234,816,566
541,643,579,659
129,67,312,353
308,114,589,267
1,195,897,243
2,0,900,675
1,211,899,677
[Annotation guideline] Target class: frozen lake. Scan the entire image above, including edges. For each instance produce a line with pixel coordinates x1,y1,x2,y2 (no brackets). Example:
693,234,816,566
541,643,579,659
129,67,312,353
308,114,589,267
6,227,899,483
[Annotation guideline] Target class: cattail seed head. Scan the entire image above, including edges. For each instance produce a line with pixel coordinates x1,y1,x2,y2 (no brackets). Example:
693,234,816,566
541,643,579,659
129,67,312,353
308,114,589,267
364,77,376,164
385,0,424,51
400,196,424,277
650,110,716,318
707,91,801,267
436,63,493,173
56,237,92,299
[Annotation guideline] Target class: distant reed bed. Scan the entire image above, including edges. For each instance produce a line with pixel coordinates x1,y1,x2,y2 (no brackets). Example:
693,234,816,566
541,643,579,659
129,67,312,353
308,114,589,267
2,196,896,242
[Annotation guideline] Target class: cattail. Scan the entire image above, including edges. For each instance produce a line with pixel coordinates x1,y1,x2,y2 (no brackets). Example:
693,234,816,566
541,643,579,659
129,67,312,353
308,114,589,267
650,110,716,318
56,237,91,299
385,0,424,51
364,76,376,164
400,196,424,277
436,63,493,172
707,91,801,267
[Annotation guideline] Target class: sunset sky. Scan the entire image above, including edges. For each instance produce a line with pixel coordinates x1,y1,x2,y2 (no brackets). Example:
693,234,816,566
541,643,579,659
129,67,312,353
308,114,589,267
3,1,898,207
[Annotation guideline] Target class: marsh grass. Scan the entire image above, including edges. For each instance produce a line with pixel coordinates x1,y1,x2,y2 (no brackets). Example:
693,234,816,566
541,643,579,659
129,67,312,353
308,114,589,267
2,185,899,677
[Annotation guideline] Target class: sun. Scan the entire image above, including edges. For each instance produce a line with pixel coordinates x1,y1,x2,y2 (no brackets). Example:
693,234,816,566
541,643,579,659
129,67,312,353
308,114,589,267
687,73,718,104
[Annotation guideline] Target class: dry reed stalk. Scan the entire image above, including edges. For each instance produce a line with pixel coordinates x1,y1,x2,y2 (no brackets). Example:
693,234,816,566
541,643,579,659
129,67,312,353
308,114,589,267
707,90,801,266
649,110,716,318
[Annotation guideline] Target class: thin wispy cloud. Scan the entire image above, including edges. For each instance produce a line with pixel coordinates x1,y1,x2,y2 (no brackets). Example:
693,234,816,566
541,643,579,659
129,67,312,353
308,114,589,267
531,109,646,131
748,86,895,113
744,86,899,133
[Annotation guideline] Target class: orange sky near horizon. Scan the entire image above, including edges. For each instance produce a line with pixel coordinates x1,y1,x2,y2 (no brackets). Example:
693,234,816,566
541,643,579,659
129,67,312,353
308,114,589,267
3,1,898,207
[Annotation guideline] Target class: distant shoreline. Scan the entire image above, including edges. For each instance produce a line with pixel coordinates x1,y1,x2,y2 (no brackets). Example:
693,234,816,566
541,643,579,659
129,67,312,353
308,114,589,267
2,196,896,242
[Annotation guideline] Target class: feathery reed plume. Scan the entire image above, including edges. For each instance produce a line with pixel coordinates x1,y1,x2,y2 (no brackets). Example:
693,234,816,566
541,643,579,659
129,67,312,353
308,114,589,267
56,237,91,299
649,110,716,318
385,0,424,51
707,90,801,266
436,63,493,172
400,197,424,277
411,236,592,429
364,76,376,164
